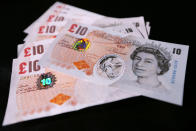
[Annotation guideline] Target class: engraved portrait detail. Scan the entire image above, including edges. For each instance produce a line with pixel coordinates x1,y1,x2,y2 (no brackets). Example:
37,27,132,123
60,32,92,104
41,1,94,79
130,44,171,90
96,54,124,80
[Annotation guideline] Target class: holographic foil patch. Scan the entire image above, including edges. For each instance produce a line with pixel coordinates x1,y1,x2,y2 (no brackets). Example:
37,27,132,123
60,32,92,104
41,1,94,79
73,38,90,52
37,72,56,89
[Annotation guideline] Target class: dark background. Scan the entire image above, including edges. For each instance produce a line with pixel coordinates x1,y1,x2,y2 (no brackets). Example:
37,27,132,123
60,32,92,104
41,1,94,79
0,0,195,131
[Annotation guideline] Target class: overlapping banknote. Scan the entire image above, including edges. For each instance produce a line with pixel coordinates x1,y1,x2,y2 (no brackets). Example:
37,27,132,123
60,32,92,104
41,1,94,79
3,1,188,126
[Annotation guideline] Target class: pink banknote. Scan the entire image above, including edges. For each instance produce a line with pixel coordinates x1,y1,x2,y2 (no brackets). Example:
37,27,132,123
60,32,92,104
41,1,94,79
3,39,140,125
24,2,148,42
40,22,189,105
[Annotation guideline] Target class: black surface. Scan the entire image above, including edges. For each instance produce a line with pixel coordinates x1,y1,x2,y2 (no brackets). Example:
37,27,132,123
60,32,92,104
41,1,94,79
0,0,195,131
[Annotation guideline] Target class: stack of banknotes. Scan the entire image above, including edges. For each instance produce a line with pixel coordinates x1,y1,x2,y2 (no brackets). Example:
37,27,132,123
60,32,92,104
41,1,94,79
3,1,189,125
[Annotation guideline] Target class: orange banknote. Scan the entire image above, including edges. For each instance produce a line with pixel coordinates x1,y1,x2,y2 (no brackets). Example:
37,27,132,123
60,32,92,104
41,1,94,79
24,1,67,33
24,2,104,34
24,2,105,42
40,22,189,105
24,2,147,42
3,39,140,125
3,58,78,125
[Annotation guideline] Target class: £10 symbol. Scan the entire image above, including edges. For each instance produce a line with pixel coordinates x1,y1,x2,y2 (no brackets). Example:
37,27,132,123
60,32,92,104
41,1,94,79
173,48,181,55
47,15,64,22
24,45,44,57
68,24,88,36
38,25,56,34
19,60,40,74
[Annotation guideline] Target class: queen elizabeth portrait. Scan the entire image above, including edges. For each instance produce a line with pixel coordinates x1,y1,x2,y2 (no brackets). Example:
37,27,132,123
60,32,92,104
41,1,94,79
130,44,171,91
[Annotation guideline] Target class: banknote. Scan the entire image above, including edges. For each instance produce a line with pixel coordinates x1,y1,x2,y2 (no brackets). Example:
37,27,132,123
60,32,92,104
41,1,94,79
24,2,104,34
3,39,140,125
92,16,148,39
24,20,145,43
24,2,150,38
23,2,148,42
23,15,147,42
23,2,65,33
106,24,145,38
23,2,105,42
40,22,189,105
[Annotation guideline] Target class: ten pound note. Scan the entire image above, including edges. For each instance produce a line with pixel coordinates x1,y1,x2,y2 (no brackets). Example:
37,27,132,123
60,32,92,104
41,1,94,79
23,2,148,42
40,22,189,105
3,39,140,126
